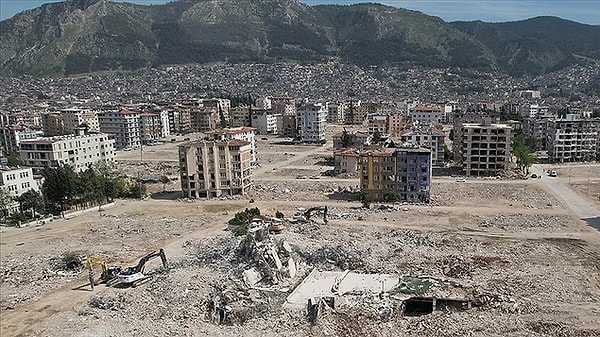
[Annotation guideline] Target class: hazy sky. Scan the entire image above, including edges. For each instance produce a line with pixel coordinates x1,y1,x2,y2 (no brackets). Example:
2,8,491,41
1,0,599,24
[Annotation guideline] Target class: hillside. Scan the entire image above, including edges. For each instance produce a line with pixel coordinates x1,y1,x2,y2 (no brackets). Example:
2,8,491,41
451,16,600,76
1,0,599,76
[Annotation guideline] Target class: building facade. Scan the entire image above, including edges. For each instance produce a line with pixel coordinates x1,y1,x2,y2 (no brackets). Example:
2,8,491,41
61,108,100,133
19,131,116,172
359,146,432,203
333,148,360,175
1,126,44,155
178,139,252,199
98,110,141,150
204,126,258,165
394,146,432,203
0,167,42,215
460,123,512,176
547,114,598,163
296,103,327,144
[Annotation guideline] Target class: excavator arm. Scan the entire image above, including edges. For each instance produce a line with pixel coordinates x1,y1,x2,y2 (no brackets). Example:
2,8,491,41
117,248,168,286
304,206,328,224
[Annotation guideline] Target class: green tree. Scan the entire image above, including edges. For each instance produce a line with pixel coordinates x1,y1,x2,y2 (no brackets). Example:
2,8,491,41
93,161,126,201
0,187,13,218
127,182,146,199
14,189,44,219
372,130,382,144
443,145,452,163
77,168,104,207
6,152,24,167
512,134,536,175
340,128,353,148
42,165,78,215
359,191,373,208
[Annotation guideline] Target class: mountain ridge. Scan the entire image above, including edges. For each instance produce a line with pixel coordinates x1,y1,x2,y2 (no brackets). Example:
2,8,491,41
1,0,598,77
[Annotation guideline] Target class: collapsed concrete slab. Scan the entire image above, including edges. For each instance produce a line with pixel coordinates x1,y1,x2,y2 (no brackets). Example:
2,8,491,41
284,269,401,310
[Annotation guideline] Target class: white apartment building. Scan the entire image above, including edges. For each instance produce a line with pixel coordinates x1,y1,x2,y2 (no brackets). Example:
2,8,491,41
547,114,597,163
61,108,100,133
19,131,115,172
296,103,327,144
1,167,40,196
409,106,442,126
519,104,549,118
460,123,512,176
205,126,258,165
0,167,42,214
251,109,279,135
178,139,253,199
399,128,445,166
98,110,141,149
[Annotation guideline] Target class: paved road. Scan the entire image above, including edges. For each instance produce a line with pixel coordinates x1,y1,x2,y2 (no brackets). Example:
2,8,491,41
532,164,600,231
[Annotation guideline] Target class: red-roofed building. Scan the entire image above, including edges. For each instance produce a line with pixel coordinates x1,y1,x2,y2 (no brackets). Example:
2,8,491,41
205,126,257,165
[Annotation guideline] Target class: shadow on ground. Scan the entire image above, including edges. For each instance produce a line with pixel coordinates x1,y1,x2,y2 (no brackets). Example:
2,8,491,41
583,216,600,232
150,191,182,200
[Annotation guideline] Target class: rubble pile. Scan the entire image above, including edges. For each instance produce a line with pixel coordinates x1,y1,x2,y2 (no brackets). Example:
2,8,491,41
250,181,357,201
0,254,84,307
432,182,559,207
478,214,570,230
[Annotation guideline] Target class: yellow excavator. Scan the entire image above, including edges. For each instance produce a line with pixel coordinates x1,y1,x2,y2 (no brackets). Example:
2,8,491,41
86,257,122,290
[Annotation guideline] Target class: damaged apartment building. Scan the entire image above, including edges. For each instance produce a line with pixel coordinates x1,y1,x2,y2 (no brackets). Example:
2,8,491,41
359,145,432,203
178,138,253,199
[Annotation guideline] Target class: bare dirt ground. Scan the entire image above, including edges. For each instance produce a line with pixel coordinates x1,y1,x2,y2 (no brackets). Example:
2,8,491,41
1,126,599,337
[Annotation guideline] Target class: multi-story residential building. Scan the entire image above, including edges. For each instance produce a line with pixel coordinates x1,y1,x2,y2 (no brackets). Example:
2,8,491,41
394,145,432,203
367,114,387,134
333,148,360,175
547,114,598,163
1,126,44,155
139,112,162,144
41,112,65,136
281,114,296,138
178,139,252,199
399,126,445,166
326,102,340,124
19,130,115,172
452,112,501,162
0,167,42,215
1,110,42,128
205,126,258,165
296,103,327,144
359,147,396,201
61,108,100,133
251,109,279,135
460,122,512,176
359,145,432,202
1,167,40,196
519,104,549,118
98,109,141,149
230,105,251,128
386,114,408,137
523,117,552,151
353,102,373,125
332,130,370,151
190,107,219,133
409,106,442,126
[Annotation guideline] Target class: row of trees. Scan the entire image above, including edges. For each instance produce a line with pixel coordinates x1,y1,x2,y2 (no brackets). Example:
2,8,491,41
0,162,146,222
